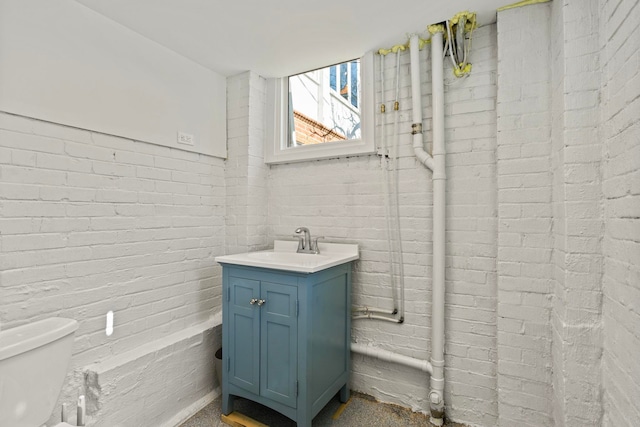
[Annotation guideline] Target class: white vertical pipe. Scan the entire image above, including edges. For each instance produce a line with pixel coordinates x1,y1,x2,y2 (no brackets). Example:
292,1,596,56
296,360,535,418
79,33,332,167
391,49,406,322
379,52,399,313
410,31,445,425
429,29,446,427
409,36,434,172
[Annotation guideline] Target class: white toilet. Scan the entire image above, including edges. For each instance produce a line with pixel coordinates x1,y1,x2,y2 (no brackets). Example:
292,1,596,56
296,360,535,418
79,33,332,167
0,317,79,427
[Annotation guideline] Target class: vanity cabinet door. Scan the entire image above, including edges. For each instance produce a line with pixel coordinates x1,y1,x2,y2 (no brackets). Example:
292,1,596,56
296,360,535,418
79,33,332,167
227,276,260,395
222,262,352,426
260,281,298,408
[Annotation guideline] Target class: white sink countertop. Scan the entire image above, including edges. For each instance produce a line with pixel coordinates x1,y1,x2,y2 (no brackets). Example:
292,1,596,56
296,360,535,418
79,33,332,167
215,240,359,273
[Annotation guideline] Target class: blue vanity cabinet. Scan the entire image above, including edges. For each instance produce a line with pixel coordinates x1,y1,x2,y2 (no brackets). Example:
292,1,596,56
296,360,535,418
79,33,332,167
220,262,352,427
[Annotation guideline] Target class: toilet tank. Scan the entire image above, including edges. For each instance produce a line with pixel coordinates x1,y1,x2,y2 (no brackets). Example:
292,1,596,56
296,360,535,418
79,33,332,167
0,317,79,427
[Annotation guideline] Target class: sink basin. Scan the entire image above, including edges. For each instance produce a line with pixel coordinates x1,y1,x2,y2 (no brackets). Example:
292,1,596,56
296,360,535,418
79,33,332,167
215,240,358,273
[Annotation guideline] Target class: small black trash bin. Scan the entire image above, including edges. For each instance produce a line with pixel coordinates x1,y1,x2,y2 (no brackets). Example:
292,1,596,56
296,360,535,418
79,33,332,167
214,347,223,385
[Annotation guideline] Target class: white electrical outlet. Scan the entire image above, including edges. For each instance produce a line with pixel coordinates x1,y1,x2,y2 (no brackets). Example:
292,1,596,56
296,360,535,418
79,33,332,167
177,131,194,145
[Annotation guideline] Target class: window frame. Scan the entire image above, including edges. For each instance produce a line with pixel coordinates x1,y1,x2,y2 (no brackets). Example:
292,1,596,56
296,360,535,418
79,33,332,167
265,51,375,164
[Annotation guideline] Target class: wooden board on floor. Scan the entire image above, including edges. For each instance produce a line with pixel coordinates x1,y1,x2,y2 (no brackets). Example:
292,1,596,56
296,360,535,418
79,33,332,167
221,411,269,427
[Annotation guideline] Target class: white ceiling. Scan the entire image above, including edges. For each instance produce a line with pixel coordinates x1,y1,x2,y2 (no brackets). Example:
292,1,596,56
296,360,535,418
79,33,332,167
74,0,509,78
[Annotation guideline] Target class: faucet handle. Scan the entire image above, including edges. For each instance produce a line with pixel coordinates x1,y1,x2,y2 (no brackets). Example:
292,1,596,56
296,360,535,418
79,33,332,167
311,236,324,253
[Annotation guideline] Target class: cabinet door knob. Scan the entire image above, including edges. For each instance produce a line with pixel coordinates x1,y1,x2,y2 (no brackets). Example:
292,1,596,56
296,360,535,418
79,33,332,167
257,299,266,306
250,298,259,305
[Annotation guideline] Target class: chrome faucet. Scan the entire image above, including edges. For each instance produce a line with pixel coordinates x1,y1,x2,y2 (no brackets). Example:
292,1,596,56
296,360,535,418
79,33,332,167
294,227,321,254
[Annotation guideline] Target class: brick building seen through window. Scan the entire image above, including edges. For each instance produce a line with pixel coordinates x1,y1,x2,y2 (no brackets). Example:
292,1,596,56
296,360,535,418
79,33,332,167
289,60,360,146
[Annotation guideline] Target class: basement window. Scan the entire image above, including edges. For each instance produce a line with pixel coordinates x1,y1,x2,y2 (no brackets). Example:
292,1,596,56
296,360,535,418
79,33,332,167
265,51,375,164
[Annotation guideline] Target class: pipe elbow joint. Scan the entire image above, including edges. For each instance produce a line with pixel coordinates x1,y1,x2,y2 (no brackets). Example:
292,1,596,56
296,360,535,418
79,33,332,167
413,147,434,171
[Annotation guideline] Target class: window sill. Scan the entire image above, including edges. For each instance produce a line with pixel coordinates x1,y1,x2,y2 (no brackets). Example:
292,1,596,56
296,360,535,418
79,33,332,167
264,138,376,165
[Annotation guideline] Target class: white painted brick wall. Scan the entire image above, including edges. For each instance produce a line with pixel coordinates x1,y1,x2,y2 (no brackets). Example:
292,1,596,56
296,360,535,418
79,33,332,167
599,0,640,425
86,323,221,427
2,1,637,425
550,0,604,425
496,4,554,426
225,71,270,254
0,112,225,426
266,25,498,425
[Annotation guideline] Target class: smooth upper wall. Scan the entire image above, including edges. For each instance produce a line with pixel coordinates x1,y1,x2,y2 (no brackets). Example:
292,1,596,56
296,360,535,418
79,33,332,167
0,0,227,158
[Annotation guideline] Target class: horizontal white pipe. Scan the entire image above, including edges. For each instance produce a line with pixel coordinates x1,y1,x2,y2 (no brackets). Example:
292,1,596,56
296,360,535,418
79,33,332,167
352,314,401,324
351,342,432,374
352,305,395,315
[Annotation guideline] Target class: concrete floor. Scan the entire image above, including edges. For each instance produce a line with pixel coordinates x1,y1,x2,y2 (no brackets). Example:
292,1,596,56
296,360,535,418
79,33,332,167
179,392,466,427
